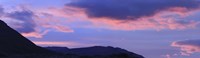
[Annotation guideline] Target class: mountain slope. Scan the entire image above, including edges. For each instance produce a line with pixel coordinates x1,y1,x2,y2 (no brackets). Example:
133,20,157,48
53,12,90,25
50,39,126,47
46,46,144,58
0,20,52,56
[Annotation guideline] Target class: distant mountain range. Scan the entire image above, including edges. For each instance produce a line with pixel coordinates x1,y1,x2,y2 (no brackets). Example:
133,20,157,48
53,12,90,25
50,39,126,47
0,20,144,58
45,46,144,58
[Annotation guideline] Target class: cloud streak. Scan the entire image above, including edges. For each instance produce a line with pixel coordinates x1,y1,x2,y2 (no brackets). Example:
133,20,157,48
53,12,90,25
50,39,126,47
33,41,96,48
171,39,200,56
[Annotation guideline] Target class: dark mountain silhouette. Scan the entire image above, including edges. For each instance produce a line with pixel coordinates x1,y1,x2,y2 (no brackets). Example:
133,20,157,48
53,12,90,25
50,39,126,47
46,46,144,58
0,20,54,57
0,20,144,58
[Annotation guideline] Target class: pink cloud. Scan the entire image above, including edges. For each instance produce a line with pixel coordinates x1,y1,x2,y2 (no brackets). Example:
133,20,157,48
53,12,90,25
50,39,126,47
46,25,73,32
95,9,197,30
88,17,198,31
85,7,200,31
33,41,96,48
21,30,49,38
34,13,74,33
43,6,198,31
171,39,200,56
162,54,171,58
1,4,199,39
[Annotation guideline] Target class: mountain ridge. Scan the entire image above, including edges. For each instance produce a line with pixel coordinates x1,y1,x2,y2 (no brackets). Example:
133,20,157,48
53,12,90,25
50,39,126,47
45,46,144,58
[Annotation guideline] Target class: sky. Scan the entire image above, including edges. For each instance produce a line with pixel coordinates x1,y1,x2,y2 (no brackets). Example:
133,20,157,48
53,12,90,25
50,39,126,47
0,0,200,58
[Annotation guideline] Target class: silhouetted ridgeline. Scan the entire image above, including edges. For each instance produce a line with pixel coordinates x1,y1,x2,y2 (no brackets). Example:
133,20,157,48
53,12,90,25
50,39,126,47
0,20,144,58
45,46,144,58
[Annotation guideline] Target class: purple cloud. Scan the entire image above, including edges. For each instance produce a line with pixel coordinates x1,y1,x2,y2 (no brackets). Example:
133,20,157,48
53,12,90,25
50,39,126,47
66,0,200,20
6,10,36,33
0,6,4,16
0,5,74,38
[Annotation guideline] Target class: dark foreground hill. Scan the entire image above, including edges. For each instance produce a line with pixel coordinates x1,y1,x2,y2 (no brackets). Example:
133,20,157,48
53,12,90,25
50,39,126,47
0,20,144,58
0,20,51,54
0,20,58,57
